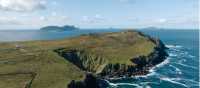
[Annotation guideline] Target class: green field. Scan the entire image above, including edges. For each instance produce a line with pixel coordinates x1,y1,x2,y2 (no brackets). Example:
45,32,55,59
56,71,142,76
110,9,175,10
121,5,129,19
0,30,156,88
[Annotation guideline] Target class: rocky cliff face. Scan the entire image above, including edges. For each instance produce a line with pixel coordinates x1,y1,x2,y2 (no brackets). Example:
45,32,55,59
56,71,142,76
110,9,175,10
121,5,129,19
68,73,101,88
54,30,168,88
55,48,107,73
99,38,168,79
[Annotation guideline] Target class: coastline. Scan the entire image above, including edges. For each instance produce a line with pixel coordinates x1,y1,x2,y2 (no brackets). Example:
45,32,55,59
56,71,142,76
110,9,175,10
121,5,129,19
67,31,169,88
0,29,197,88
103,38,169,85
100,32,168,78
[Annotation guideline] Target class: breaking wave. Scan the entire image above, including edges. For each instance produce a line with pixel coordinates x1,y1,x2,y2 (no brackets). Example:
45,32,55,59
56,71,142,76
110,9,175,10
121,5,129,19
166,45,183,48
160,77,188,88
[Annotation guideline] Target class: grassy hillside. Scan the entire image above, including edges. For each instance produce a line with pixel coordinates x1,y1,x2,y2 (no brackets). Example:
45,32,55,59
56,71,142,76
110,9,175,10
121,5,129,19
0,30,157,88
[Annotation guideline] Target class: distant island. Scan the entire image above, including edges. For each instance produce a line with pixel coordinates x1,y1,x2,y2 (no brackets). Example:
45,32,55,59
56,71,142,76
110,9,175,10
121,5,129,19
40,25,79,31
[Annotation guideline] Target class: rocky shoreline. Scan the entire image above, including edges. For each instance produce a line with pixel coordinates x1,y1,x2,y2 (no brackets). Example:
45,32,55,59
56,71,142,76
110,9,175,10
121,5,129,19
102,39,168,79
102,39,168,80
67,31,168,88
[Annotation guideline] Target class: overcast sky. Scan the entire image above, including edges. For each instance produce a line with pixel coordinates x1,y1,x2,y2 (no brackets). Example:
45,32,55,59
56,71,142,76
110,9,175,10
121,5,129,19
0,0,199,29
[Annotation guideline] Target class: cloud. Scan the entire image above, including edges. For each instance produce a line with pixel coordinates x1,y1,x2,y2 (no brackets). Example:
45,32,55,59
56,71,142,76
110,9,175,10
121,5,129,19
0,0,46,12
154,17,199,25
119,0,132,2
119,0,136,4
51,12,57,16
127,16,198,28
156,18,167,23
39,16,47,21
82,14,105,23
0,16,22,25
0,14,70,28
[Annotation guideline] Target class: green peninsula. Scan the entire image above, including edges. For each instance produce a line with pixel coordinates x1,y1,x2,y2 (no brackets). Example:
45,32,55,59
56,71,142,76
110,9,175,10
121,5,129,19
0,30,168,88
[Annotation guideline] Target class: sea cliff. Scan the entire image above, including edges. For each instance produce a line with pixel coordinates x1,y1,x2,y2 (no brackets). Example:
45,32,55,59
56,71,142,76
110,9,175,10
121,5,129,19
54,31,168,88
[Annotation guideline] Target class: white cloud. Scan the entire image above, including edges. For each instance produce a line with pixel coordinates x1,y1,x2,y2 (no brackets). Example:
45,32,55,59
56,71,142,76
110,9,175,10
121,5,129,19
119,0,130,2
0,0,46,12
51,12,57,16
127,16,198,28
0,14,70,29
119,0,136,4
157,18,167,23
82,14,105,23
39,16,47,21
82,16,89,22
0,16,22,25
94,14,104,19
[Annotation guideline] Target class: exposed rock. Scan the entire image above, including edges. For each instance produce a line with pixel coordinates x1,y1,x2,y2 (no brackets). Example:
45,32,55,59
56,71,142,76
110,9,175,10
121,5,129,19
68,73,101,88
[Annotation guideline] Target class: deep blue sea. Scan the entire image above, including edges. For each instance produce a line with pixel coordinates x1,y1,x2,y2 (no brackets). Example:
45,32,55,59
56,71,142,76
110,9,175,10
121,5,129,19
0,29,199,88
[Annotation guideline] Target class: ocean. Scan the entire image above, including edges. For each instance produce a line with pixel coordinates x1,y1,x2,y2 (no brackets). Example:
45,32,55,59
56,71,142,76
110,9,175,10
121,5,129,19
0,29,199,88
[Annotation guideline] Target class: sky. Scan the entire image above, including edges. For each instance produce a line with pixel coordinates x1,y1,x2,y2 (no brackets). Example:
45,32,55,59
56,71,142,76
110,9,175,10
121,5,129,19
0,0,199,29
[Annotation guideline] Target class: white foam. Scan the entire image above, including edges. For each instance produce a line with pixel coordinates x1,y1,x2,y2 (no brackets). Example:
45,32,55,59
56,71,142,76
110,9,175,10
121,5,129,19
173,62,198,70
114,83,141,87
135,57,170,78
182,59,186,62
169,65,182,75
106,57,170,87
103,80,118,87
108,77,125,80
160,77,188,87
179,52,189,56
188,55,195,58
134,71,158,78
151,57,170,71
166,45,183,49
107,81,142,88
145,85,151,88
169,53,177,57
108,82,118,87
181,78,199,84
105,78,144,88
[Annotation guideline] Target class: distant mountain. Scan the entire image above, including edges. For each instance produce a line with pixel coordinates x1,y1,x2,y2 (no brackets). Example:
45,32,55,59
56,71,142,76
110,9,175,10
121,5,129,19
40,25,79,31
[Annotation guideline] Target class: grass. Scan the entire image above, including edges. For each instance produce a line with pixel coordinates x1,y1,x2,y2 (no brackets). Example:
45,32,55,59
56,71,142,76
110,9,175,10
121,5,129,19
0,74,33,88
0,45,85,88
0,30,156,88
